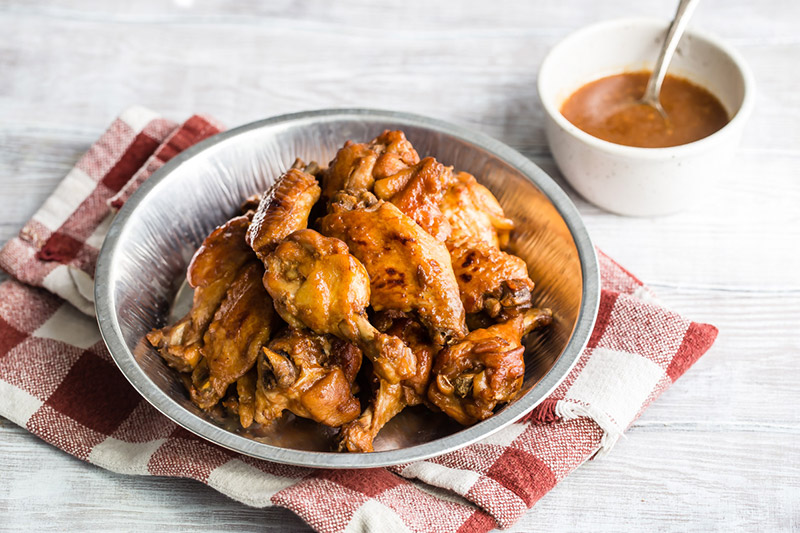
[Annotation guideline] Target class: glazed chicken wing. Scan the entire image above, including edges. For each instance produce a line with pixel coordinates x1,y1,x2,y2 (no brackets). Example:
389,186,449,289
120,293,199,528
263,228,416,383
246,167,321,262
428,307,553,425
146,215,255,372
337,312,436,452
440,171,515,249
189,261,277,409
252,328,362,427
440,171,536,319
320,193,468,346
372,157,455,242
321,130,420,200
450,242,535,318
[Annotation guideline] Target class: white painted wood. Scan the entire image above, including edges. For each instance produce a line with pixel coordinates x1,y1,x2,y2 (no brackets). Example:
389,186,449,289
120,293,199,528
1,0,798,531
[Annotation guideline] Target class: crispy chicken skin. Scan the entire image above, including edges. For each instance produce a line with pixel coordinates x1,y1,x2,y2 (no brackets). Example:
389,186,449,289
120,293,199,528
440,171,536,319
320,193,468,346
428,307,553,425
337,312,436,452
246,168,321,262
189,261,277,410
321,130,420,200
373,157,455,242
252,328,362,427
146,215,255,372
263,228,416,383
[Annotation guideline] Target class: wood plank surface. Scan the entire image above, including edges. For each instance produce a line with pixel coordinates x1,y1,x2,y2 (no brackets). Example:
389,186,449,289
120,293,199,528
1,0,798,531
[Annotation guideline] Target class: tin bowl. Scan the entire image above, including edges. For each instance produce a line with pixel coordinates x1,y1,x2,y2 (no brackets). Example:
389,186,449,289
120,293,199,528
95,109,599,468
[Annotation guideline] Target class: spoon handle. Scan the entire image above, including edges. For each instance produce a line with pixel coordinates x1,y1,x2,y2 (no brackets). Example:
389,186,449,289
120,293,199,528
643,0,701,101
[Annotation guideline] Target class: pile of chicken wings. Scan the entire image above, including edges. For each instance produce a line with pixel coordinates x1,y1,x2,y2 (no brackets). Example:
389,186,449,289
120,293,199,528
147,131,552,453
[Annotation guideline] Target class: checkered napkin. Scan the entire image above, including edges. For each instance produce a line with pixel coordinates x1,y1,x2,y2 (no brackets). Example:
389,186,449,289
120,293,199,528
0,107,718,533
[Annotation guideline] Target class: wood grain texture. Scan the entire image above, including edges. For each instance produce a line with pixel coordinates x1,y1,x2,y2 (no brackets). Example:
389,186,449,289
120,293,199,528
1,0,799,531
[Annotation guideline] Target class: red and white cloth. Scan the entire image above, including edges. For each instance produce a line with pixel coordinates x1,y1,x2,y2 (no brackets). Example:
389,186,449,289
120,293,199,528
0,108,718,533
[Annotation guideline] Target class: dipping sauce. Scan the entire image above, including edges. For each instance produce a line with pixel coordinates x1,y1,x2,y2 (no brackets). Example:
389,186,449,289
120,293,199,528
560,71,729,148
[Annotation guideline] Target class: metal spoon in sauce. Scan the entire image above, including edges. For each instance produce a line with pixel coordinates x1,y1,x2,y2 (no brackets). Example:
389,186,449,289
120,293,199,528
639,0,701,121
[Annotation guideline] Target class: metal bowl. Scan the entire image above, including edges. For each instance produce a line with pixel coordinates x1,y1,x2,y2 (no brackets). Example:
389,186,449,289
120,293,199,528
95,109,599,468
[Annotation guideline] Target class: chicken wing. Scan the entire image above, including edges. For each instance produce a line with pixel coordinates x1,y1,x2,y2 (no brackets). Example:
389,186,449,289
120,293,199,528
246,167,321,262
440,171,535,320
440,171,515,249
252,328,362,427
337,312,436,452
427,307,553,425
263,228,416,383
320,194,467,346
372,157,454,242
146,215,254,372
450,242,535,318
321,130,420,200
189,261,277,409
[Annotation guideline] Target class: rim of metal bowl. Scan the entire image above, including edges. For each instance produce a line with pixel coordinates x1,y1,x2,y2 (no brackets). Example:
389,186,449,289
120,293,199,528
95,108,600,469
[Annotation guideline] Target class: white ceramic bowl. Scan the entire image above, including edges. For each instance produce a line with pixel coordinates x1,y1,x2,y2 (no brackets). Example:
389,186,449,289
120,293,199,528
538,18,755,216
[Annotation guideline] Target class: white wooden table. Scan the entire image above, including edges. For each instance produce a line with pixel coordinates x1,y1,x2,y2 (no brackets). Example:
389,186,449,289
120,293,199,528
1,1,798,531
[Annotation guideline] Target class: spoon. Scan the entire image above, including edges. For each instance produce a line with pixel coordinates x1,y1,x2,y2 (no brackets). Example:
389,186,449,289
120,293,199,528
639,0,701,120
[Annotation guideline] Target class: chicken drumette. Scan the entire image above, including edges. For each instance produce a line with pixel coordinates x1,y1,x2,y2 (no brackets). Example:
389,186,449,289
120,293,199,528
440,171,536,320
146,215,255,373
428,307,553,425
250,328,362,427
321,130,420,200
450,243,535,319
263,228,416,384
337,312,436,452
319,193,468,347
